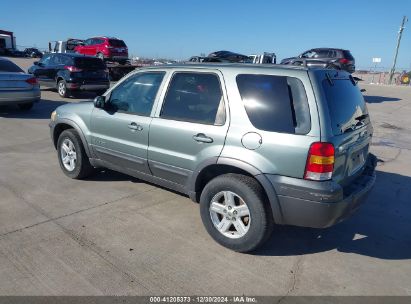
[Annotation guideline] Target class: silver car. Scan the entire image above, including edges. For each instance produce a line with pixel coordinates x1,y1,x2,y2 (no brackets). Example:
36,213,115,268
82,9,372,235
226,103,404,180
0,57,40,110
49,64,376,252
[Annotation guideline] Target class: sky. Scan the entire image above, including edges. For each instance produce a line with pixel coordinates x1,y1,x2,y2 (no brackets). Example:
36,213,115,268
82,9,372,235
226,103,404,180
2,0,411,70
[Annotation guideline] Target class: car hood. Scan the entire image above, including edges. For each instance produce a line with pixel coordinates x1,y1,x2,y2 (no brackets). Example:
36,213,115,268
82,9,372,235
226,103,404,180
57,101,94,116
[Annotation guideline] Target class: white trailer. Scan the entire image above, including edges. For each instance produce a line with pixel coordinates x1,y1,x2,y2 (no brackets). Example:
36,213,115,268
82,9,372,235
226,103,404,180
48,39,84,54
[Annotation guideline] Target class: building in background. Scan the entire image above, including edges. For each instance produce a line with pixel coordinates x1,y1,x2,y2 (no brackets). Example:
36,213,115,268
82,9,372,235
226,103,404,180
0,29,16,52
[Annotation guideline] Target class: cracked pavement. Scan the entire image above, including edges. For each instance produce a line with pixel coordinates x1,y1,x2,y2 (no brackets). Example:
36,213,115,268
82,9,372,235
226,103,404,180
0,58,410,296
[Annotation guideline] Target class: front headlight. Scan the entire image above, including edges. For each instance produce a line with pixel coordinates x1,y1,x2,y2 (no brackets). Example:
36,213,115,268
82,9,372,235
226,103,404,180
51,110,57,121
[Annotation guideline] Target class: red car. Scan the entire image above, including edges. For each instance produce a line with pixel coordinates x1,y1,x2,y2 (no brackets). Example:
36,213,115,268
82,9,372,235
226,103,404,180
74,37,128,64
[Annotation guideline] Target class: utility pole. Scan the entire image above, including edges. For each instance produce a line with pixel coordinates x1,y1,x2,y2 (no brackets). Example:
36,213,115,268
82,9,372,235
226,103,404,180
389,16,408,84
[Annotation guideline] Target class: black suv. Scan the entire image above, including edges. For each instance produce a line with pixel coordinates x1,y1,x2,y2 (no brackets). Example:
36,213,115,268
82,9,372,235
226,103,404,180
24,48,43,58
28,53,110,98
202,50,251,63
281,48,355,73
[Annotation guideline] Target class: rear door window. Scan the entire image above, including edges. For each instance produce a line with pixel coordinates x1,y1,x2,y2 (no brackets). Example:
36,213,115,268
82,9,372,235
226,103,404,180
314,50,332,58
160,72,226,125
236,74,310,134
322,77,368,135
0,60,24,72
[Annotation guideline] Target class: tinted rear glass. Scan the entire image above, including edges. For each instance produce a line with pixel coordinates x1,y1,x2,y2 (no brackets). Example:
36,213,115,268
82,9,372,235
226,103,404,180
109,39,126,47
322,78,368,135
74,57,106,69
342,50,354,60
0,60,24,72
236,75,310,134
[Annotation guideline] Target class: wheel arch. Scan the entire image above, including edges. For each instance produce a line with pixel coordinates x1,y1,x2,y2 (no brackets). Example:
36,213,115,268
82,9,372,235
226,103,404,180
52,119,91,158
188,157,283,224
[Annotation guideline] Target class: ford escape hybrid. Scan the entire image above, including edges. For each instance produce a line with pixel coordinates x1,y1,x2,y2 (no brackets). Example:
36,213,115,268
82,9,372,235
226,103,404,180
49,64,376,252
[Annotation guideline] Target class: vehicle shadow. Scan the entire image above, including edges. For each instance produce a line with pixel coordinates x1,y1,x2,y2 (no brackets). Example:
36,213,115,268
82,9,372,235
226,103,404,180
0,99,67,119
87,169,185,196
255,170,411,260
364,95,401,103
40,88,98,100
88,169,141,183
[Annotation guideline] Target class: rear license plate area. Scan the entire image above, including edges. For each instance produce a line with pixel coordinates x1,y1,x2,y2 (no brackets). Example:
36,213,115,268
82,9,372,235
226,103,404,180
348,145,368,176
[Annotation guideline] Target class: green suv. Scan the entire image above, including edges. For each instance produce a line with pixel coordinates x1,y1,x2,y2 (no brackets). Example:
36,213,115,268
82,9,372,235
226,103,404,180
49,64,376,252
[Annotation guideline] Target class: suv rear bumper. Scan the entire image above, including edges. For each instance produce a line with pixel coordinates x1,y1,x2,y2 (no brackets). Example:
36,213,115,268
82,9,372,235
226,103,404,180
265,154,377,228
66,80,109,91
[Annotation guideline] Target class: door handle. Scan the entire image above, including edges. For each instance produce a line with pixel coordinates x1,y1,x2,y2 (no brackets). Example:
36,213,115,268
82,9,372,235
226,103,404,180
193,133,213,143
128,122,143,131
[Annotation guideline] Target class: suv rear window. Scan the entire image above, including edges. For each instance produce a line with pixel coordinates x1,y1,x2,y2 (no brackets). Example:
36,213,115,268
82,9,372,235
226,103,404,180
109,39,126,47
342,50,354,61
0,60,24,73
236,75,310,134
322,78,368,135
74,57,106,69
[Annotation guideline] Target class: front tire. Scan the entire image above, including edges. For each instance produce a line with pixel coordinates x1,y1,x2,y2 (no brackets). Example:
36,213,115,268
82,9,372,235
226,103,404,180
57,129,94,179
57,80,70,98
97,52,104,60
200,174,274,253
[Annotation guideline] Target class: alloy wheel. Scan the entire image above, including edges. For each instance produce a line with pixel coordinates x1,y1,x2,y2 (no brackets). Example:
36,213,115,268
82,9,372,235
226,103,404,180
60,138,77,171
209,191,251,239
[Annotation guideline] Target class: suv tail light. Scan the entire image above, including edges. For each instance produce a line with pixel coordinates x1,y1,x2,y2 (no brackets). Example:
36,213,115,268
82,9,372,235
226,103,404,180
339,58,350,64
304,142,335,181
25,77,38,85
64,65,82,72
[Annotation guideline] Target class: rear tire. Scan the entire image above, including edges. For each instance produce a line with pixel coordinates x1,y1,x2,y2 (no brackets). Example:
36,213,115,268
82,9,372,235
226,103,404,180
57,129,95,179
200,173,274,253
57,80,70,98
17,102,34,111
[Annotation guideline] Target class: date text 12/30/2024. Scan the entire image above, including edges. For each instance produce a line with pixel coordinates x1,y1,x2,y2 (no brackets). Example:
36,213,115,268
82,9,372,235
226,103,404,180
149,296,257,303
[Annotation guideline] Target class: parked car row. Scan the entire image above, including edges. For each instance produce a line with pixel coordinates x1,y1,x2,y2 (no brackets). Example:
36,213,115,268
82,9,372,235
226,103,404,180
0,47,44,58
189,47,356,73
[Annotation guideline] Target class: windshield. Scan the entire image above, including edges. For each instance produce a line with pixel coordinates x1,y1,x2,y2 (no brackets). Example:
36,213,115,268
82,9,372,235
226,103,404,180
322,78,368,135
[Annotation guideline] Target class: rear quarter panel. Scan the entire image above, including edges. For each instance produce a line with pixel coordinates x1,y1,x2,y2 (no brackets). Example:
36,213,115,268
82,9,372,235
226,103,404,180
220,68,321,178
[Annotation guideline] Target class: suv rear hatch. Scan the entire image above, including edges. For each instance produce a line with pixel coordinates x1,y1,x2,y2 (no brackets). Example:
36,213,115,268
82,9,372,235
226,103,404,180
341,50,355,72
108,39,128,55
313,70,372,186
73,57,107,79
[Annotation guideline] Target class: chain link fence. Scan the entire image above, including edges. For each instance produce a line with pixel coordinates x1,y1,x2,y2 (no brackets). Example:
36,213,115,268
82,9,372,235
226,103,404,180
353,67,411,86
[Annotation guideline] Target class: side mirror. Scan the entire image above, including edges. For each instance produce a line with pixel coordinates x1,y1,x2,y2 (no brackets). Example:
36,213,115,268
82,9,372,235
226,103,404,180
94,95,106,108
